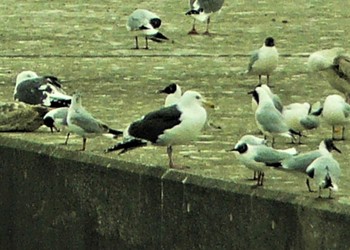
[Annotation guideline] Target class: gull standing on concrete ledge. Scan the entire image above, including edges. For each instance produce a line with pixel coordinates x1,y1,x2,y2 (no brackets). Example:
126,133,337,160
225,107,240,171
322,94,350,140
249,86,300,146
305,148,341,199
280,139,341,192
105,91,214,169
14,70,72,107
229,139,297,186
247,37,279,86
231,134,266,181
282,102,322,143
126,9,168,49
250,84,283,113
67,93,123,151
43,107,72,145
186,0,225,35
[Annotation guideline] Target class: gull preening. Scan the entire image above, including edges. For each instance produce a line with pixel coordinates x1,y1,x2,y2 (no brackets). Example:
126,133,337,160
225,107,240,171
67,93,123,151
14,70,71,107
126,9,168,49
105,90,214,169
186,0,225,35
247,37,279,86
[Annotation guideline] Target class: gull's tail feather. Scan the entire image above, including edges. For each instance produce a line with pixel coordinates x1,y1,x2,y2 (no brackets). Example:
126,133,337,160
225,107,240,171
102,127,124,139
48,98,71,108
105,139,147,154
150,32,169,42
108,128,123,137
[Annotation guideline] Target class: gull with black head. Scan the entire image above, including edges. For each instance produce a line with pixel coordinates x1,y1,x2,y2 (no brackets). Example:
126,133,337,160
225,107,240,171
229,138,297,186
247,37,279,86
126,9,168,49
157,83,182,107
280,139,341,192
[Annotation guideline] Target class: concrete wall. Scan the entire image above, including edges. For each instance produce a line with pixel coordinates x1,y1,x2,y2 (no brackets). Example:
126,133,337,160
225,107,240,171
0,136,350,249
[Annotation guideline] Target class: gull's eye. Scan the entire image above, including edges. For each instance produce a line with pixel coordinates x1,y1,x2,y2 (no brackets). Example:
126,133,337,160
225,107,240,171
195,95,200,100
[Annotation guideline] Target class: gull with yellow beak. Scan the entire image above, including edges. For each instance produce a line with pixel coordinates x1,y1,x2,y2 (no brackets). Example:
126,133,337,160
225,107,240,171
106,90,214,169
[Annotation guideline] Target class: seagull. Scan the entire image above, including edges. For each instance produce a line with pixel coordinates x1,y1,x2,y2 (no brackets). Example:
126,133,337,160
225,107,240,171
282,102,322,143
246,37,279,85
157,83,182,107
307,47,345,72
250,84,283,113
43,107,71,145
324,55,350,103
322,94,350,140
126,9,168,49
229,140,297,186
249,86,300,146
308,48,350,102
232,134,266,180
67,93,123,151
280,139,341,192
14,70,71,107
185,0,225,35
306,152,341,199
0,101,49,132
157,84,220,130
105,90,214,169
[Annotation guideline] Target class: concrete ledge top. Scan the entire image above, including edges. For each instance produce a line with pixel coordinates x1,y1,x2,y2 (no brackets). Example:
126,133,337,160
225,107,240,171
2,134,350,217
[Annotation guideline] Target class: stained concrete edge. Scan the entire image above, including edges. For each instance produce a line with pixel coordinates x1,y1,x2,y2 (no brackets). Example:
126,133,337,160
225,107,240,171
1,134,350,249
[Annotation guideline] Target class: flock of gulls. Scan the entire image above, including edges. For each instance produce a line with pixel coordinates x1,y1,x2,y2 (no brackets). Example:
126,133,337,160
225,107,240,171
3,0,350,199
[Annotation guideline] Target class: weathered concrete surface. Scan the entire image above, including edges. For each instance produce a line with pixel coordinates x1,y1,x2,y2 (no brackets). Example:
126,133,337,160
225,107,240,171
1,0,350,248
1,136,350,249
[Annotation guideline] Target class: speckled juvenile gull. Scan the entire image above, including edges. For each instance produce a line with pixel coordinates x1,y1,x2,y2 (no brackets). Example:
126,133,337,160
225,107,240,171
322,94,350,140
14,70,71,107
249,86,300,146
308,48,350,102
105,90,214,169
246,37,279,85
280,139,341,192
229,140,297,186
185,0,225,35
0,101,49,132
126,9,168,49
305,146,341,199
67,93,123,151
157,83,182,107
